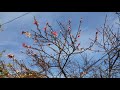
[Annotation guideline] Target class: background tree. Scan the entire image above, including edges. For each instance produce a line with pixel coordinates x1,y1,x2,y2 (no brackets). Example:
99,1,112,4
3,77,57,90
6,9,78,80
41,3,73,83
88,14,120,78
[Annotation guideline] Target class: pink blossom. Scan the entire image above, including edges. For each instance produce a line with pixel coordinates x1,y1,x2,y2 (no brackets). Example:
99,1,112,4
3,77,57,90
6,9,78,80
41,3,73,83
34,17,39,27
52,31,58,37
7,54,14,59
78,35,80,38
44,26,47,31
22,43,31,48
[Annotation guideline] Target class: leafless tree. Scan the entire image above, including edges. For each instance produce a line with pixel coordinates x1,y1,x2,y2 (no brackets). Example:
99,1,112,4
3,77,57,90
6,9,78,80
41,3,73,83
88,14,120,78
0,13,119,78
19,17,99,78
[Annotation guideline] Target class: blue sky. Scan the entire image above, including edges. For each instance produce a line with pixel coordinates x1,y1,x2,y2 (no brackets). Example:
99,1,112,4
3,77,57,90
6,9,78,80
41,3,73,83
0,12,118,65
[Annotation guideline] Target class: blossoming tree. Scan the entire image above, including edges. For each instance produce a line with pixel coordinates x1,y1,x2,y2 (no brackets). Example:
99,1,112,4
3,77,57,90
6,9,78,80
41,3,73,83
0,13,119,78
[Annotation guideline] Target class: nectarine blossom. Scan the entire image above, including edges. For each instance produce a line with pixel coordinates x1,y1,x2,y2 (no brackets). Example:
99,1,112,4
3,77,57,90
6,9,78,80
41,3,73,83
22,43,31,48
7,54,14,59
34,17,39,27
52,31,57,37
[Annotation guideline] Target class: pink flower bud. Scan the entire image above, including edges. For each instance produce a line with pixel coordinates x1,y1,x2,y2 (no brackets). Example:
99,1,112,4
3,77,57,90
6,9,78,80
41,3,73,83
52,31,58,37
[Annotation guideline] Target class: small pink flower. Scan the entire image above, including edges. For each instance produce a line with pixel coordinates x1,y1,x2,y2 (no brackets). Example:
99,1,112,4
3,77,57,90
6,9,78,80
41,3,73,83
34,20,39,26
44,26,47,31
78,35,80,38
25,32,31,38
27,46,31,48
32,53,37,57
34,17,39,27
7,54,14,59
47,43,51,46
52,31,58,37
22,43,31,48
68,26,71,31
22,43,27,48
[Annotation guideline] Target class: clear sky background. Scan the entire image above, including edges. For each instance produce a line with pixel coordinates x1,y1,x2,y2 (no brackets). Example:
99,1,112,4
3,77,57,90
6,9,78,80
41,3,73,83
0,12,119,65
